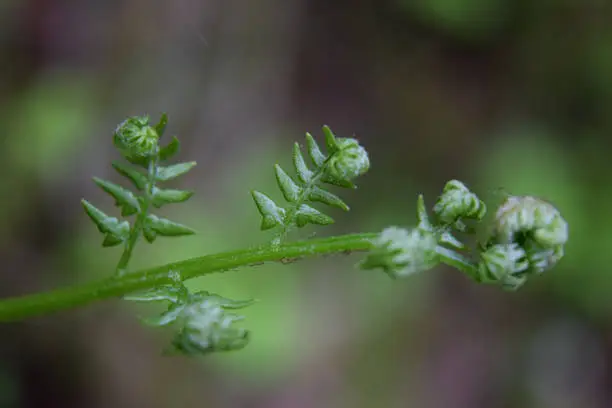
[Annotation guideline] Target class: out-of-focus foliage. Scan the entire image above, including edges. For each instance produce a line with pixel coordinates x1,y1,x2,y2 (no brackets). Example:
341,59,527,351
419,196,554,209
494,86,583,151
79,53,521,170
397,0,511,40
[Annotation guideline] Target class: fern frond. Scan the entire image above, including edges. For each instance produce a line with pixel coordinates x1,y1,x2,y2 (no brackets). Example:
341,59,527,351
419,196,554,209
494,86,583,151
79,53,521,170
252,126,369,237
155,162,197,181
111,161,148,190
92,177,140,216
82,114,197,275
143,214,196,243
81,200,130,247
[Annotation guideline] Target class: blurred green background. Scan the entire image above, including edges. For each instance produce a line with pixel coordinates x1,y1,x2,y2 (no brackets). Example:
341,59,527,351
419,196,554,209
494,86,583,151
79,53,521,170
0,1,610,407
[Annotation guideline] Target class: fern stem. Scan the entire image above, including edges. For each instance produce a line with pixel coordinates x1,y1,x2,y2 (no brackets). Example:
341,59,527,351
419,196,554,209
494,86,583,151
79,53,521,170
115,214,142,276
0,233,477,321
115,153,158,276
435,246,478,279
0,233,374,321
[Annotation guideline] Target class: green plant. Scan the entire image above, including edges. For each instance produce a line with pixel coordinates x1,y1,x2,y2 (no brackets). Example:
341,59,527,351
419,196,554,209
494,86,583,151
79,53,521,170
0,115,569,356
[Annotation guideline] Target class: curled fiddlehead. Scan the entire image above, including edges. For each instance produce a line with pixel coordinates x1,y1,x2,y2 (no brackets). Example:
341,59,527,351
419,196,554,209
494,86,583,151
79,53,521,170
252,126,369,241
81,114,196,276
478,195,568,290
361,180,568,290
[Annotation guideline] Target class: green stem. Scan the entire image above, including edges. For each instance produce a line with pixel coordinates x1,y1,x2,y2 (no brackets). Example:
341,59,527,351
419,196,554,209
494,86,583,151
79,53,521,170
115,154,158,276
435,245,479,280
115,213,143,276
0,233,377,322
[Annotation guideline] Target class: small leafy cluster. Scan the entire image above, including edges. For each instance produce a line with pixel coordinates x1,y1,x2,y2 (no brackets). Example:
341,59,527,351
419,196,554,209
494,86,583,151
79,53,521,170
81,114,196,275
126,272,255,355
361,180,568,290
252,126,369,238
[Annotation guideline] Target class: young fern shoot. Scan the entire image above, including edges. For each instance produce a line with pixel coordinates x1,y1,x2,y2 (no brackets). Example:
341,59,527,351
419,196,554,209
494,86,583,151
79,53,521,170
0,114,569,358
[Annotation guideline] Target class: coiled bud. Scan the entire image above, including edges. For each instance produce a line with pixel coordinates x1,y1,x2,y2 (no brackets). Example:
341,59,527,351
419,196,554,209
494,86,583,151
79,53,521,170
361,226,439,278
523,240,564,275
481,195,568,288
493,196,568,248
433,180,486,230
326,138,370,181
479,243,529,290
113,115,160,160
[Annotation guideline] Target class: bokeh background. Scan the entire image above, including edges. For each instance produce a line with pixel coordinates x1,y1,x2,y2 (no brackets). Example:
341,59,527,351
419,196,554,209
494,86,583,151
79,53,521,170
0,1,611,407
